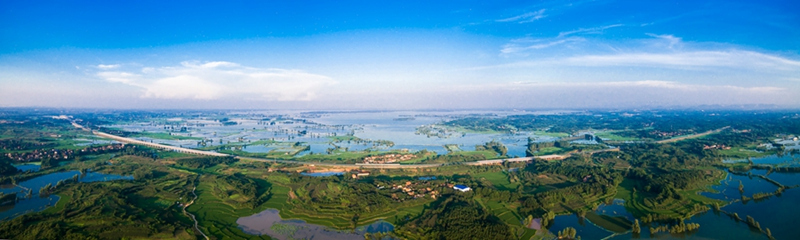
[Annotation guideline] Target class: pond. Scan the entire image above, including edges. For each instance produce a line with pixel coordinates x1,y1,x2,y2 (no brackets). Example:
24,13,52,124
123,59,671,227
0,170,133,220
13,163,41,172
237,208,394,240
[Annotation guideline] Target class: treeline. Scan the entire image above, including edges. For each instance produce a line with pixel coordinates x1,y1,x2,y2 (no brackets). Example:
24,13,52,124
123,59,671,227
524,138,571,156
0,157,17,176
649,221,700,234
0,139,57,151
621,143,715,169
176,156,236,169
0,192,16,206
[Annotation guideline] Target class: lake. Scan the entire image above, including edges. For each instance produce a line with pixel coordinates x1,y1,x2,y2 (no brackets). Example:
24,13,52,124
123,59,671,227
237,208,394,240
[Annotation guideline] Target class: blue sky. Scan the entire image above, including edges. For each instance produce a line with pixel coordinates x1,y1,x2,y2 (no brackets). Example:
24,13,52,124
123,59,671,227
1,0,799,109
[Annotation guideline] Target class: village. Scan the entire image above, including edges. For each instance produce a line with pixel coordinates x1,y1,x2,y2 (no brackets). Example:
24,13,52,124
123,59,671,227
362,153,417,164
3,143,127,163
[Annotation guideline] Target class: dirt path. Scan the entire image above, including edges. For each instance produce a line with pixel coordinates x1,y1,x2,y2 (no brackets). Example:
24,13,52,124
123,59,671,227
183,183,209,240
656,126,730,144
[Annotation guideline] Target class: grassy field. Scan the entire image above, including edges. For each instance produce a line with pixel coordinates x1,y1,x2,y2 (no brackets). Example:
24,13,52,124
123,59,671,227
475,171,519,191
595,131,640,141
531,147,567,156
584,211,631,233
716,147,775,159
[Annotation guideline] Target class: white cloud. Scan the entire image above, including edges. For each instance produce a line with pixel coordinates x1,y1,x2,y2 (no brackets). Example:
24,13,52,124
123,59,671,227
96,61,336,101
97,64,120,69
496,9,546,23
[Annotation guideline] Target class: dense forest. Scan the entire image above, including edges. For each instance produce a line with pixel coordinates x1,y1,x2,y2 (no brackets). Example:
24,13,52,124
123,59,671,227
398,195,515,240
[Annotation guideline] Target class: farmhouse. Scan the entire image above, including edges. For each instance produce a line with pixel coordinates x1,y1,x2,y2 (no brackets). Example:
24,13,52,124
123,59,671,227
453,185,471,192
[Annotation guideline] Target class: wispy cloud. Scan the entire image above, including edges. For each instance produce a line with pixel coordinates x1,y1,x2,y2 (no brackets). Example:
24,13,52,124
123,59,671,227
501,37,584,54
557,24,623,38
501,24,624,55
96,61,336,101
472,80,785,93
645,33,682,48
562,50,800,70
496,9,546,23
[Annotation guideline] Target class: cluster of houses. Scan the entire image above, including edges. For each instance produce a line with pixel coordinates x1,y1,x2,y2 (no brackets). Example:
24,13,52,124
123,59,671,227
79,143,127,154
391,181,441,200
5,143,127,163
5,148,74,162
362,153,416,164
703,144,732,150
